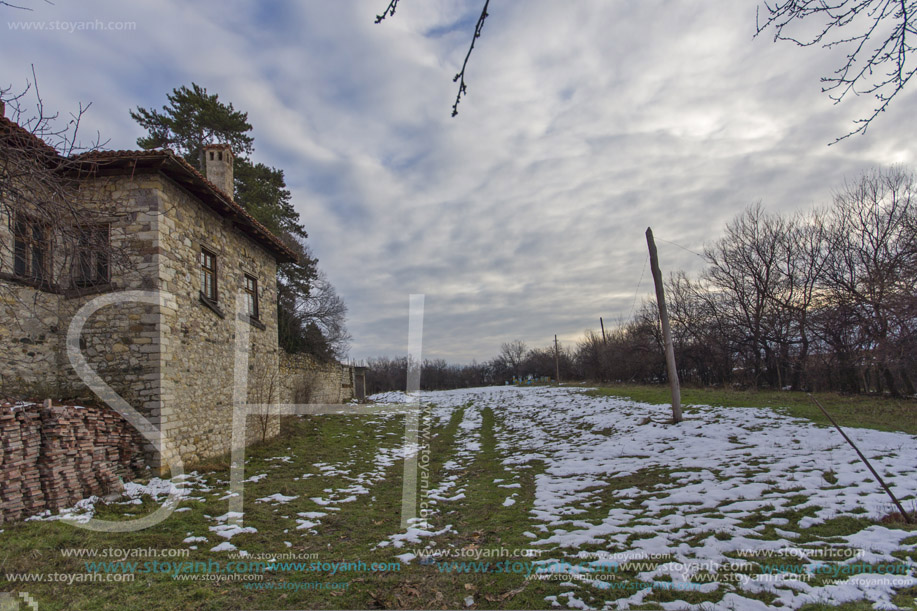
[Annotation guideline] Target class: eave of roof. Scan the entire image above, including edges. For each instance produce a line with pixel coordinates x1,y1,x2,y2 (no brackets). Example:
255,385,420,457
0,115,64,159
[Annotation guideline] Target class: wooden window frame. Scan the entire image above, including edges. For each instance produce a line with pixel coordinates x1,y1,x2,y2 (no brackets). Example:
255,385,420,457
72,223,111,288
200,247,218,303
243,273,259,321
13,213,51,284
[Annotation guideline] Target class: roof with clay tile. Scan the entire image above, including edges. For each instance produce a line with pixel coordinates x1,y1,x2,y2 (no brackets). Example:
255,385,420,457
0,115,62,158
3,113,297,263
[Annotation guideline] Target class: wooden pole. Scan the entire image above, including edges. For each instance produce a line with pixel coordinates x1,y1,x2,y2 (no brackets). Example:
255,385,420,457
811,396,912,524
646,227,683,423
600,317,607,345
554,334,561,384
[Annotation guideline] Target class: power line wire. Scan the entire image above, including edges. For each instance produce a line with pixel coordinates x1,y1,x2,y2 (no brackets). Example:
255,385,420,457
655,236,706,259
629,253,649,320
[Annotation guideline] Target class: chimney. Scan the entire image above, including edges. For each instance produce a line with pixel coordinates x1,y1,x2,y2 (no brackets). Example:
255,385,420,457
203,143,234,199
0,99,5,117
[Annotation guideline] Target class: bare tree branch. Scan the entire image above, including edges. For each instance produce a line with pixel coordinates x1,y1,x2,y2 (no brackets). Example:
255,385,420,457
0,0,53,11
374,0,399,24
757,0,917,142
375,0,491,117
451,0,490,117
1,71,126,341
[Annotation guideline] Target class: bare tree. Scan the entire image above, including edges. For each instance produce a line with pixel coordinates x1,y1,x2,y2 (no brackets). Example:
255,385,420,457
296,269,351,358
768,210,830,389
0,1,49,10
1,75,120,300
703,204,790,387
0,75,133,396
817,166,917,395
276,235,350,360
576,330,608,382
665,271,734,386
757,0,917,141
498,339,527,376
249,365,279,442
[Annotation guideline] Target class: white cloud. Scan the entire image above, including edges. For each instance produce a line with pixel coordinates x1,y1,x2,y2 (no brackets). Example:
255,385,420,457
2,0,913,363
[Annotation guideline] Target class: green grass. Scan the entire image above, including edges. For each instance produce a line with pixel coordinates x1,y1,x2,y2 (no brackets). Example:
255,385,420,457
0,412,419,610
587,384,917,435
2,390,915,610
0,404,604,610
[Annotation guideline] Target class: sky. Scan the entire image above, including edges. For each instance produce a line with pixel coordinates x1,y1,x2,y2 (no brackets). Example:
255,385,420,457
2,1,914,364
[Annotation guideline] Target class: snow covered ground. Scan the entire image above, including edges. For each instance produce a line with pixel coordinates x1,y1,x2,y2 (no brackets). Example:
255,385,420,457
375,385,917,610
18,385,916,609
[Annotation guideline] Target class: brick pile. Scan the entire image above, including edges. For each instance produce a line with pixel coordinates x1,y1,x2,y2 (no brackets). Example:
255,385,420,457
0,402,147,523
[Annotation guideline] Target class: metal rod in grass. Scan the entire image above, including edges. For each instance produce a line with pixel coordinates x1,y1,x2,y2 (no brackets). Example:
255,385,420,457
809,395,913,524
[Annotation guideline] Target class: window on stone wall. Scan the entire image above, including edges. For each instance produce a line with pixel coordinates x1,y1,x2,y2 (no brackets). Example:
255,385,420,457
244,274,259,320
72,224,110,287
200,248,217,302
13,214,50,283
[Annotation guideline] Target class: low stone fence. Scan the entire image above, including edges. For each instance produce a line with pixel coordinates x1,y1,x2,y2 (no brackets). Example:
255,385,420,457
278,353,356,404
0,401,146,523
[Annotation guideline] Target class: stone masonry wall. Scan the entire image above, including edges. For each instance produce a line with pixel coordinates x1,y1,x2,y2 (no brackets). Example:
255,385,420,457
0,175,163,419
0,172,65,395
0,170,277,470
155,176,281,466
0,283,65,396
57,176,166,465
279,353,356,404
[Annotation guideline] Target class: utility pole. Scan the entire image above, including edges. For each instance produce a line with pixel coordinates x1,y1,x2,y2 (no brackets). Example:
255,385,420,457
646,227,683,423
599,317,607,344
554,334,561,384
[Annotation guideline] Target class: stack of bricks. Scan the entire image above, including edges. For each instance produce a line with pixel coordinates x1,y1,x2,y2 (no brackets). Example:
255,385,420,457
0,401,147,524
0,408,41,522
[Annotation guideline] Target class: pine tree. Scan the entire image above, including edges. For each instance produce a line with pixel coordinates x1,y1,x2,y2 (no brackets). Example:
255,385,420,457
130,83,254,169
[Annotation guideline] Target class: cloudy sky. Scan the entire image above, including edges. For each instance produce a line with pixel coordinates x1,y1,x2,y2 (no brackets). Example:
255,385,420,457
3,1,914,363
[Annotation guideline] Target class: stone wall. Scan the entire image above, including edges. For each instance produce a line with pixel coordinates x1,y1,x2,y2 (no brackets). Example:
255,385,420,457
155,175,281,466
0,175,164,416
64,178,165,448
0,283,66,396
0,401,146,524
279,353,356,404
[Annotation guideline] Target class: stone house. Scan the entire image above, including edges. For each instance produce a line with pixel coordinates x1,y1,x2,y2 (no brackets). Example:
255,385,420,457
0,109,357,471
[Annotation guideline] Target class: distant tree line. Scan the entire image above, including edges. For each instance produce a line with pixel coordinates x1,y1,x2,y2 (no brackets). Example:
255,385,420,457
367,166,916,397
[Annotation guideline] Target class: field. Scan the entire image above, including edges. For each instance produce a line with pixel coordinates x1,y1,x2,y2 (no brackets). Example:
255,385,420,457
587,385,917,436
1,385,916,610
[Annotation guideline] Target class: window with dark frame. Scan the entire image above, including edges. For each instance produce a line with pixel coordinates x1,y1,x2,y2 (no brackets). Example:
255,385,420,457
13,214,50,283
200,248,217,302
244,274,259,320
73,224,110,287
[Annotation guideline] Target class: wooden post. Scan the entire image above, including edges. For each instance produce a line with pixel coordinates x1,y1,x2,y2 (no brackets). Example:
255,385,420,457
646,227,683,423
554,335,561,384
600,317,607,345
